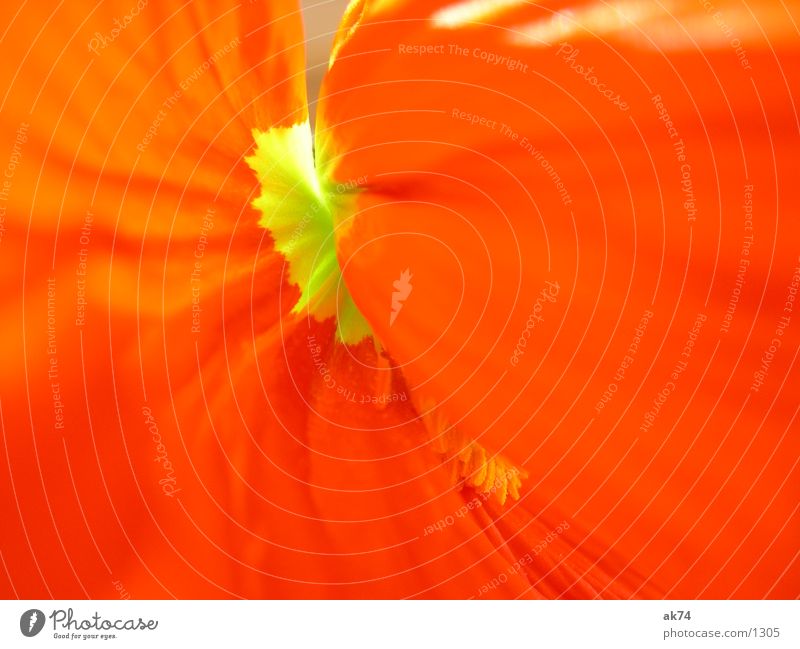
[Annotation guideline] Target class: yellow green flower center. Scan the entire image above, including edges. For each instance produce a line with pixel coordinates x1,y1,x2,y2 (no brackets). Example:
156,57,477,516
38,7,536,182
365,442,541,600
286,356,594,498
246,121,372,344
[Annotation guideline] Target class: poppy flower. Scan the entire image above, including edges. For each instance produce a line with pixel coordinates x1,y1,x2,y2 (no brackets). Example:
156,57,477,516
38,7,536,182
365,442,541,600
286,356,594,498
0,0,797,599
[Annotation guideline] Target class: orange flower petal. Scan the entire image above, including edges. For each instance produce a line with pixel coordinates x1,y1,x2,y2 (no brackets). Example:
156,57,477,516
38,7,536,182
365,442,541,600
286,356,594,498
0,1,307,597
318,0,800,597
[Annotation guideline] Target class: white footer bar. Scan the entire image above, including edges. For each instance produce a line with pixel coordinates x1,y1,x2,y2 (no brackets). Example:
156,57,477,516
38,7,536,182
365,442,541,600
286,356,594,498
1,600,796,647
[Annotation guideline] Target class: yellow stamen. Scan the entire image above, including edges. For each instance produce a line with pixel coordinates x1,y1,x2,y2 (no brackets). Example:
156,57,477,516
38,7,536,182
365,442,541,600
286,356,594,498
422,403,526,505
